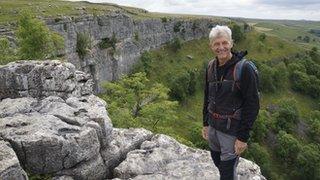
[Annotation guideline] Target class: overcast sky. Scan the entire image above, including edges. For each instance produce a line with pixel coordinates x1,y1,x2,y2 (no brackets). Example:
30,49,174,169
69,0,320,21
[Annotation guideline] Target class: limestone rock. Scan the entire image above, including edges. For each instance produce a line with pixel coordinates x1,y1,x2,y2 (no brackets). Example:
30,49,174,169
0,140,28,180
0,95,112,179
0,60,93,100
101,128,153,177
113,134,266,180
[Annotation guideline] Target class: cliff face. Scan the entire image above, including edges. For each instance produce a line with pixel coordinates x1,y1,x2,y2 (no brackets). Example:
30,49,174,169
44,13,224,92
0,60,266,180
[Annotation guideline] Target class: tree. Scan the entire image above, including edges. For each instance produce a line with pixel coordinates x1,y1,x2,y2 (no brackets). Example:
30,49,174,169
296,144,320,180
276,131,301,168
273,62,289,90
230,23,245,43
16,11,64,59
275,98,299,133
100,72,178,129
259,63,276,93
251,110,270,142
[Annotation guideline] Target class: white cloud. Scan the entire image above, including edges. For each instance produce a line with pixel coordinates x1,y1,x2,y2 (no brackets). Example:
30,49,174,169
69,0,320,21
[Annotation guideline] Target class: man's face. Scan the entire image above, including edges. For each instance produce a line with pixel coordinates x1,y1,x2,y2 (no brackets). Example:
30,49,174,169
210,36,233,60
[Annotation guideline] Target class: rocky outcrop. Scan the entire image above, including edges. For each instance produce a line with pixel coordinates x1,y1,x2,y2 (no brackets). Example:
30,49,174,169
113,134,265,180
0,60,93,100
0,60,266,179
0,140,28,180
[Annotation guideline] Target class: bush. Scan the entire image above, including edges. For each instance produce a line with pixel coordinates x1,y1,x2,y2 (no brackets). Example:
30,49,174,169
259,33,266,42
98,33,117,50
308,110,320,143
273,62,289,90
189,124,209,149
169,70,198,102
290,70,310,93
251,110,270,142
17,11,64,59
276,131,301,167
244,143,273,179
76,32,92,59
0,37,17,65
274,98,299,133
230,23,245,43
259,63,276,93
174,21,182,32
296,144,320,180
170,37,182,52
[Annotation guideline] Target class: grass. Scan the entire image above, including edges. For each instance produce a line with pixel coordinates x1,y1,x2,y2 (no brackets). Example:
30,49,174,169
245,19,320,50
0,0,229,25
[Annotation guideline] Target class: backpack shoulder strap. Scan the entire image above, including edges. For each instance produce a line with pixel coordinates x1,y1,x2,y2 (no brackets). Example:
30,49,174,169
233,58,247,82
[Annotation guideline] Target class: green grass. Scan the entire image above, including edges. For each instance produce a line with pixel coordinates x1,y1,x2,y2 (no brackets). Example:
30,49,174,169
234,30,303,61
0,0,228,25
245,19,320,50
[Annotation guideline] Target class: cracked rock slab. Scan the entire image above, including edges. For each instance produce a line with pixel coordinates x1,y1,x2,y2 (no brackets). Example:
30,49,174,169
101,128,153,178
0,140,28,180
0,95,112,179
0,60,93,100
113,134,266,180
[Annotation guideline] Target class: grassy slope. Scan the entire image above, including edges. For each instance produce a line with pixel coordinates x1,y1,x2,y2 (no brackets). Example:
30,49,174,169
245,19,320,50
0,0,229,25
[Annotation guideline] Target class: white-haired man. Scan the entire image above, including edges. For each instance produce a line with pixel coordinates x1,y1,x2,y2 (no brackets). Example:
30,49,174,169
202,25,259,180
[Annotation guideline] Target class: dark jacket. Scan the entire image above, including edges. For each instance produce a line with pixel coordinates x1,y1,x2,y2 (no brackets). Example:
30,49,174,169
203,51,260,142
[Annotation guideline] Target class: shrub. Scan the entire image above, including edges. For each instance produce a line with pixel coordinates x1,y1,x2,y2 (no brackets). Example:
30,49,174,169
17,11,64,59
174,21,182,32
276,131,301,167
0,37,17,65
98,33,117,50
259,63,276,93
170,37,182,52
76,32,92,59
274,98,299,133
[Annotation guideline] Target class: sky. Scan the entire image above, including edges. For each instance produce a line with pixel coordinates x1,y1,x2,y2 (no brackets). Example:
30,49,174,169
69,0,320,21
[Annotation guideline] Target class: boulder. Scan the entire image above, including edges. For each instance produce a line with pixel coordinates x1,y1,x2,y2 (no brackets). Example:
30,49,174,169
113,134,266,180
0,140,28,180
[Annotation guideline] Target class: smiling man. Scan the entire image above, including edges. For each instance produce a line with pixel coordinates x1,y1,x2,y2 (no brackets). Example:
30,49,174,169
202,25,260,180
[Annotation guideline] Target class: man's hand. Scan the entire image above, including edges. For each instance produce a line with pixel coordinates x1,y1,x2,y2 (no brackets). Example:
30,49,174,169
202,126,209,140
234,139,247,155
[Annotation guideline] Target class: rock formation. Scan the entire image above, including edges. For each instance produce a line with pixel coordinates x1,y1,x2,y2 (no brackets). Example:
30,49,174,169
0,60,266,180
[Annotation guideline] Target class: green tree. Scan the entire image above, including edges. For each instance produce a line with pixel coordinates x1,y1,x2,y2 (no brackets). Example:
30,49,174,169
100,72,178,129
251,110,270,142
275,98,299,133
273,62,289,90
16,12,64,59
244,143,273,179
276,131,301,167
259,63,276,93
230,23,245,43
296,144,320,180
308,110,320,143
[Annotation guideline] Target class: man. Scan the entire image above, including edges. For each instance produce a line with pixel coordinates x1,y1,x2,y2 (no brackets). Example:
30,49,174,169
202,25,259,180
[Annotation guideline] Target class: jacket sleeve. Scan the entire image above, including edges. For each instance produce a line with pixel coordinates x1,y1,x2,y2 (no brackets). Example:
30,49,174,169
203,67,209,127
237,62,260,142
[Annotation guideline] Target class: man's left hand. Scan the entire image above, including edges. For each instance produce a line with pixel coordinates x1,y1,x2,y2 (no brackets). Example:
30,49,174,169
234,139,247,155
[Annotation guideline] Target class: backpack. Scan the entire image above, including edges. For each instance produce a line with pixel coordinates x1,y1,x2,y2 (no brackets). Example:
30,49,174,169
207,58,260,93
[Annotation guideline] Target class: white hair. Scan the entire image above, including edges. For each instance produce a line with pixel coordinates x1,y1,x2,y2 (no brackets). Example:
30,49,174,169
209,25,233,45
